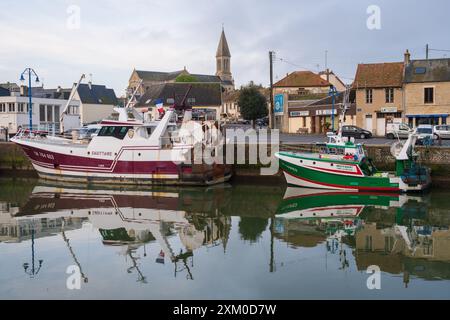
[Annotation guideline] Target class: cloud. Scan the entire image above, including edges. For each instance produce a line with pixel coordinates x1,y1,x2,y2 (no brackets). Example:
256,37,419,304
1,0,450,94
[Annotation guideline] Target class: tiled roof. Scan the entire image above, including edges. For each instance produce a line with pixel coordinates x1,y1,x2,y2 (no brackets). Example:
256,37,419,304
404,58,450,83
0,86,10,96
353,62,404,88
77,83,118,105
274,71,330,87
136,83,222,107
135,69,222,83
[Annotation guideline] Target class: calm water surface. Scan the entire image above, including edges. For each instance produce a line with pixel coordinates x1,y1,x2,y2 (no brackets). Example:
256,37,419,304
0,178,449,299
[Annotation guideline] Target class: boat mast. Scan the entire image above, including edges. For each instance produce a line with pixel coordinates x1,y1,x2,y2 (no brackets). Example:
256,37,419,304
59,74,85,133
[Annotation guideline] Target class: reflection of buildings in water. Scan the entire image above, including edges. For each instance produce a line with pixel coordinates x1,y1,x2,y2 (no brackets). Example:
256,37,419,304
275,187,450,280
1,184,232,281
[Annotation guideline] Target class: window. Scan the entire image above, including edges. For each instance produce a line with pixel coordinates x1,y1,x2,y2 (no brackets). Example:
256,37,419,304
424,87,434,104
54,105,60,121
166,98,175,104
46,105,53,122
8,103,15,112
39,105,46,122
385,88,394,103
18,103,25,113
187,98,196,104
0,103,5,112
97,126,131,140
365,89,373,104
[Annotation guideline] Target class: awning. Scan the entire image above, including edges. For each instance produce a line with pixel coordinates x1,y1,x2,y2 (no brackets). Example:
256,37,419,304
406,114,448,118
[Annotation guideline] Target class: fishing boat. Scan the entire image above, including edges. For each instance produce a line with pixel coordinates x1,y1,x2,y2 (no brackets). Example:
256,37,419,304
275,90,431,192
11,80,231,186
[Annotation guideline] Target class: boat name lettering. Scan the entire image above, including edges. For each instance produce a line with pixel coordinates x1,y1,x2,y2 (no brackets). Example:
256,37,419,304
34,151,55,160
92,210,114,215
335,165,353,171
91,151,112,156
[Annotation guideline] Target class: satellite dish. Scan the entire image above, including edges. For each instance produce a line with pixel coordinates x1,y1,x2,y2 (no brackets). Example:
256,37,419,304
390,141,404,157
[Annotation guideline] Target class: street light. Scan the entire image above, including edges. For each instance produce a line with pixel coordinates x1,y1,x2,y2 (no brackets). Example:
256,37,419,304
328,85,337,132
20,68,40,130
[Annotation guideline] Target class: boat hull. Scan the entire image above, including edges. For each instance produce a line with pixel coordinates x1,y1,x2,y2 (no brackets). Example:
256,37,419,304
13,138,232,186
276,152,401,192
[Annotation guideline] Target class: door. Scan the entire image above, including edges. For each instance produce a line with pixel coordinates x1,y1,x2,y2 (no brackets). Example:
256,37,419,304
376,118,386,136
365,115,373,133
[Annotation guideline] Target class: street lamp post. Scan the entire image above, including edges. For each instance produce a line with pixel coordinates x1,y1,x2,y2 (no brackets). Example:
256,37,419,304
328,85,337,132
20,68,40,131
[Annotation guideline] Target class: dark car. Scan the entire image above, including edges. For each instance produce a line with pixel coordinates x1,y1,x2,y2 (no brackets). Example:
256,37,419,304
341,125,372,139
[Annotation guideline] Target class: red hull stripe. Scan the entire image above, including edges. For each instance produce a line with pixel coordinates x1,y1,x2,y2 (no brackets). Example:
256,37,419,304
22,144,192,174
283,169,400,192
304,164,363,176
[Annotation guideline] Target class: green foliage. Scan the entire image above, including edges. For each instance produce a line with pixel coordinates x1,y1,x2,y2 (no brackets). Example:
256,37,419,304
175,74,198,82
238,84,268,122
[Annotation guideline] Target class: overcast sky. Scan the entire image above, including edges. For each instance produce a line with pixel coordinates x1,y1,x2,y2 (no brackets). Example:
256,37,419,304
1,0,449,96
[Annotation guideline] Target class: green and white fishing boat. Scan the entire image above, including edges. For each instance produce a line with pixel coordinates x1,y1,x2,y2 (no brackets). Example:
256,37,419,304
275,92,431,192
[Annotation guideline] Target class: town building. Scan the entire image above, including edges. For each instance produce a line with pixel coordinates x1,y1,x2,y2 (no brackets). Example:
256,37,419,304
319,70,346,92
70,82,118,124
128,28,235,100
404,57,450,127
0,86,81,134
353,59,405,136
272,70,351,132
287,91,356,134
135,82,222,120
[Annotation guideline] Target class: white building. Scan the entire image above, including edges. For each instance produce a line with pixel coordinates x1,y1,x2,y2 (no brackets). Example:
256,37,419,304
70,82,118,124
0,91,81,134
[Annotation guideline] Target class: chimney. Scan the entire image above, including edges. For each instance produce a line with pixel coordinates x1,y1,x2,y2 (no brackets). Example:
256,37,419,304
404,49,411,65
57,86,61,93
326,68,330,82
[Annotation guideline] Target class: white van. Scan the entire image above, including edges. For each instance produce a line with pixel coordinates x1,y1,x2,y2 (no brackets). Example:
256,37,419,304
415,125,435,145
385,123,412,139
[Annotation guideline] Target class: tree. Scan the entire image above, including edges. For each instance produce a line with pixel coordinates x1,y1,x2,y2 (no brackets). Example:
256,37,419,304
175,74,198,82
238,84,268,128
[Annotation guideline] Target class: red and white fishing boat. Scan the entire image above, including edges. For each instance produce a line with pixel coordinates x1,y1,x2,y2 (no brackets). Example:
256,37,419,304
11,84,232,186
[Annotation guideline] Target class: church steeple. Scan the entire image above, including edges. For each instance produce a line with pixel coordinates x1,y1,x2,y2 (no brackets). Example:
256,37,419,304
215,27,233,87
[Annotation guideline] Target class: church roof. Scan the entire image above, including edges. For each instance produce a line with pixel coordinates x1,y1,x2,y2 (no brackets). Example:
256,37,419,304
216,29,231,58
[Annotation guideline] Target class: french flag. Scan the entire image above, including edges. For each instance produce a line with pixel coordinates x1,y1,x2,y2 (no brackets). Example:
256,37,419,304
155,98,164,113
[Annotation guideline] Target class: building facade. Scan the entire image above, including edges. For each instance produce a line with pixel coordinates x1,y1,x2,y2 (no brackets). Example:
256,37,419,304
72,82,118,124
404,58,450,127
353,61,405,136
128,28,235,100
0,90,81,134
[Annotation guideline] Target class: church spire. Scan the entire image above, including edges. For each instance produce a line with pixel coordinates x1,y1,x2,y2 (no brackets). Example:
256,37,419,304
216,28,231,58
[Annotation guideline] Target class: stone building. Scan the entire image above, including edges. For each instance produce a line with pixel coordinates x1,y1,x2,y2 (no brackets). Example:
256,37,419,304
353,59,405,136
128,28,235,100
404,56,450,127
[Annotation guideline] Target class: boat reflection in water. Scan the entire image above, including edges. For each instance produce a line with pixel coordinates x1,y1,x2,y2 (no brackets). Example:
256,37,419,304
275,188,450,285
9,183,232,282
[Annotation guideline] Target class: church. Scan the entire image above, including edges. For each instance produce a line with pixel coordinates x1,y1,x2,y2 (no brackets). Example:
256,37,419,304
128,28,235,99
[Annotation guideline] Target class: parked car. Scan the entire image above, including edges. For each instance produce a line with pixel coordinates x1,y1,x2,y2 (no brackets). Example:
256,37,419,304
386,123,413,139
433,124,450,140
341,125,372,139
415,125,435,145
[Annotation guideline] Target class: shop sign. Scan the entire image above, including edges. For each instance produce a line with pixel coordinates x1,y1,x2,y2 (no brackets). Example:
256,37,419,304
290,110,309,117
316,109,337,116
381,107,397,113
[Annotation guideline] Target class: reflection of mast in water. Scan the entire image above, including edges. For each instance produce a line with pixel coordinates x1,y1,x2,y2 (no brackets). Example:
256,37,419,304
126,247,147,284
174,249,194,280
61,219,88,283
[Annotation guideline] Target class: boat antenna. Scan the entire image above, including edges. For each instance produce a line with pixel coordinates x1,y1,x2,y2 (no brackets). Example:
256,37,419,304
338,85,351,137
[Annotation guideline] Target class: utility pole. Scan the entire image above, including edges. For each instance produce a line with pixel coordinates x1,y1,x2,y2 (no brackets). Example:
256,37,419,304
426,44,429,59
269,51,275,129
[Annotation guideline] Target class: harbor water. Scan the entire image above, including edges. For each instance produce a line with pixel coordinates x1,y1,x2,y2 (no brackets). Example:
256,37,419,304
0,178,449,299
